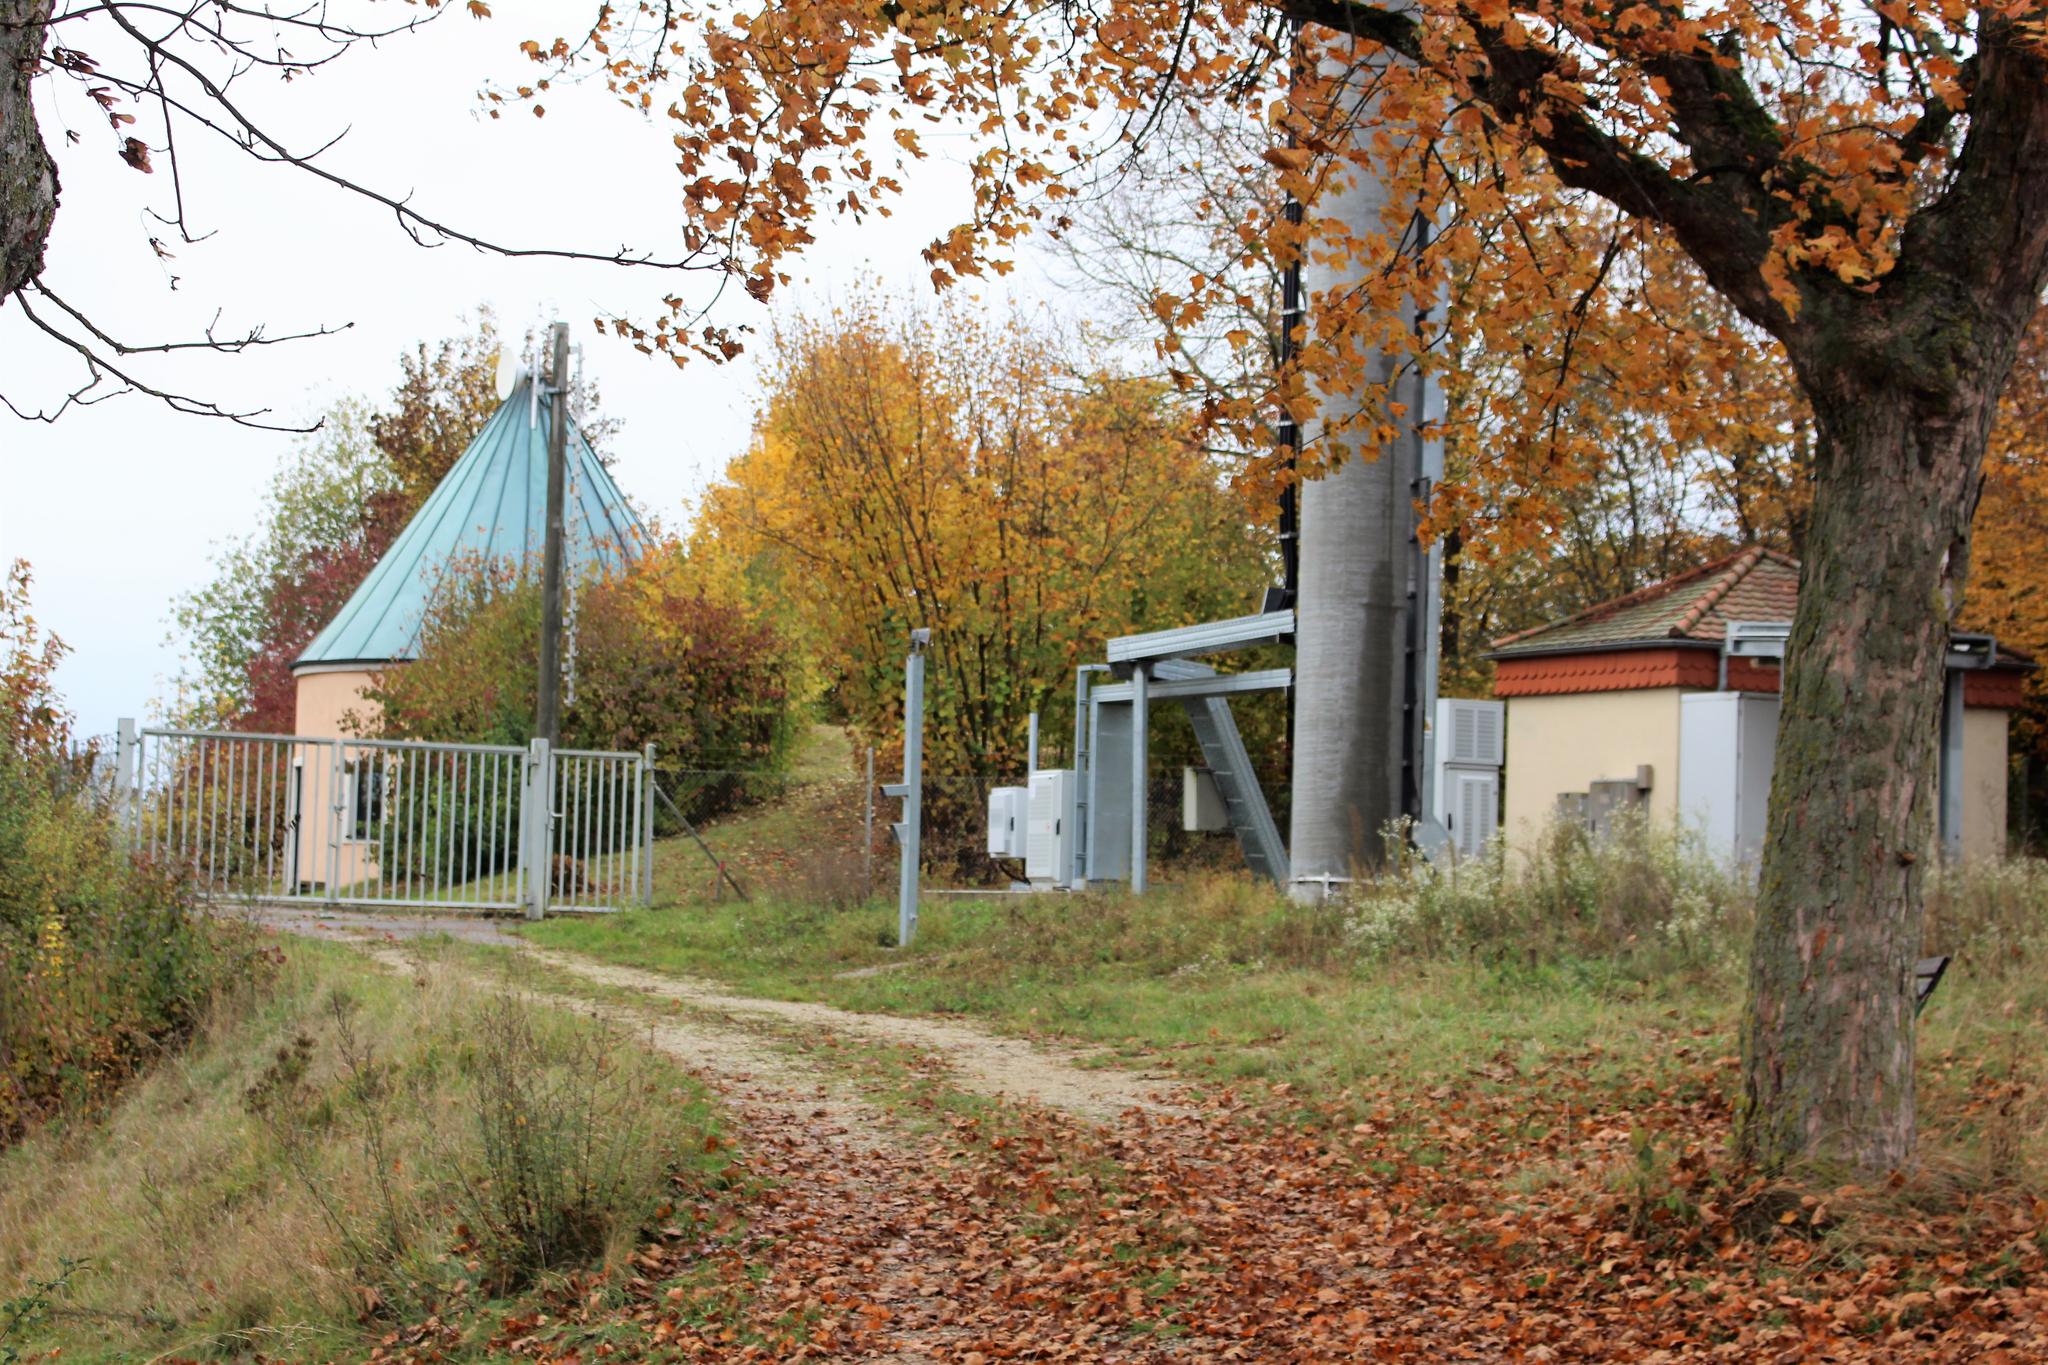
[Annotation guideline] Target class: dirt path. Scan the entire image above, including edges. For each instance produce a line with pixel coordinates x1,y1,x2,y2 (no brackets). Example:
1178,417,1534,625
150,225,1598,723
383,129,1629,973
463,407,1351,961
528,950,1186,1122
267,901,1186,1123
363,941,1182,1361
370,944,893,1155
276,915,2036,1363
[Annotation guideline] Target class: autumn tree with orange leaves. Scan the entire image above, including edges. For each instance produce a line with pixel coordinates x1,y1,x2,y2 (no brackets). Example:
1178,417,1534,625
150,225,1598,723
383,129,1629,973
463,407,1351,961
497,0,2048,1174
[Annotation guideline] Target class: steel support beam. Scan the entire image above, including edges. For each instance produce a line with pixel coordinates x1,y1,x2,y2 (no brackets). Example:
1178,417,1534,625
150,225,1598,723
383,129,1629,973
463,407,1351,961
889,633,929,945
1130,664,1149,894
1939,671,1966,863
1107,611,1295,667
1088,668,1292,705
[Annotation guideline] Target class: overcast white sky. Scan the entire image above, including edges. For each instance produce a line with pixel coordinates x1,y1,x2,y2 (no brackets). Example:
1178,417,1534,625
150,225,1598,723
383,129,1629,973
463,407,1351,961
0,0,1086,732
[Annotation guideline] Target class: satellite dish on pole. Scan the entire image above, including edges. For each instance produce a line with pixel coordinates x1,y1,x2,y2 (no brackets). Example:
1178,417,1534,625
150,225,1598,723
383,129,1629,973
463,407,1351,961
493,347,521,401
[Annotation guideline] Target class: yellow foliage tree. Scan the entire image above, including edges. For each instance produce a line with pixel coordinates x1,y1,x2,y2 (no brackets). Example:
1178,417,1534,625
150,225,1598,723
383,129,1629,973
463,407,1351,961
690,293,1277,842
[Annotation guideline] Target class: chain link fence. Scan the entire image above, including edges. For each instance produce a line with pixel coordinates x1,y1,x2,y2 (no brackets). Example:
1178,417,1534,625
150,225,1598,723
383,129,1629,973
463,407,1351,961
641,751,1293,908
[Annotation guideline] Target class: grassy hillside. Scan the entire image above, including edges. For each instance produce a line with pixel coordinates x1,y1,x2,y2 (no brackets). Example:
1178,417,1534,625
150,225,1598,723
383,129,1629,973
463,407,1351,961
0,937,729,1362
647,723,879,908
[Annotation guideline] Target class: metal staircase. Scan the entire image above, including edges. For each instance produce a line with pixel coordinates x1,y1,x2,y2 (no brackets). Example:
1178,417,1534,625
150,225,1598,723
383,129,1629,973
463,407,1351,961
1155,661,1290,885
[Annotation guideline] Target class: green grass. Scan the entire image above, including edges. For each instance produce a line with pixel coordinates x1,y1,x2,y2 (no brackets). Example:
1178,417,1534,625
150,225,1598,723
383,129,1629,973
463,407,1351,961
524,868,2048,1165
0,935,732,1363
647,723,873,907
525,878,1734,1103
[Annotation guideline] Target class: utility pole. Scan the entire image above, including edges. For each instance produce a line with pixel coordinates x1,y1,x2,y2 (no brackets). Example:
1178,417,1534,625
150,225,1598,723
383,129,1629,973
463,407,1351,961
535,321,570,746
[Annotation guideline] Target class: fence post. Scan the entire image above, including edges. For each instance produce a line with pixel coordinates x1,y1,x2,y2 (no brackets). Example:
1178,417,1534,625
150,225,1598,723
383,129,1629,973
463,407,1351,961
115,718,138,850
642,743,657,907
886,631,928,948
864,745,875,896
523,737,551,921
1131,664,1149,895
327,738,345,904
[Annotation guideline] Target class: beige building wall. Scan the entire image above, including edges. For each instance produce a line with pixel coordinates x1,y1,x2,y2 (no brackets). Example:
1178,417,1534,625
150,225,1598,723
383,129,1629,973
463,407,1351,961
290,667,384,890
1962,707,2010,863
1503,683,2013,863
1503,687,1686,857
293,667,381,739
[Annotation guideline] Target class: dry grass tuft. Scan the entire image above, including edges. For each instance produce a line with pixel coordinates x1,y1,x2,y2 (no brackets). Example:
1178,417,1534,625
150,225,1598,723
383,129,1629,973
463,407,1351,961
0,936,722,1362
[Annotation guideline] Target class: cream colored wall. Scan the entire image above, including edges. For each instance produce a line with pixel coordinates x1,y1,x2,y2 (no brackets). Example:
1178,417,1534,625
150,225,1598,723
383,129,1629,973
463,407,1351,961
292,668,380,739
1503,687,1685,858
1963,707,2010,863
290,669,383,890
1503,683,2012,864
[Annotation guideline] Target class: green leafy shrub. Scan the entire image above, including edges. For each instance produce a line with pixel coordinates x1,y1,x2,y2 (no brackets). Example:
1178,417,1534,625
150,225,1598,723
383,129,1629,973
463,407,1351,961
368,550,798,764
352,548,798,892
359,549,802,885
0,562,263,1145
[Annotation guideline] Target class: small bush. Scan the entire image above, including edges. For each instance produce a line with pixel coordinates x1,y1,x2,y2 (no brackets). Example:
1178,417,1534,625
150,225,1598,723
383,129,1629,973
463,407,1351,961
242,969,691,1314
1343,814,1753,975
451,991,672,1293
1923,856,2048,969
366,552,801,767
1,561,262,1145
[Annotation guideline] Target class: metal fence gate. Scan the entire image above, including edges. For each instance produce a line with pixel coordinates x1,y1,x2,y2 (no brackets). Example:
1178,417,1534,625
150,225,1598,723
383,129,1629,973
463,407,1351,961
117,723,653,915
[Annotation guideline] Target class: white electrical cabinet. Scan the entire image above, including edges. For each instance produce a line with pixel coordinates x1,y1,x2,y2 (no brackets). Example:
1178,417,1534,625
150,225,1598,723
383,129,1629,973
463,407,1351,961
1438,697,1504,767
1431,698,1504,857
986,785,1030,860
1678,691,1780,870
1182,767,1228,832
1449,769,1500,854
1027,769,1077,884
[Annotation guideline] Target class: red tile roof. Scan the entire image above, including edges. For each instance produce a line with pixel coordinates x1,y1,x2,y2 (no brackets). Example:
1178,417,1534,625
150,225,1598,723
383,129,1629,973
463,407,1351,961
1494,648,1720,696
1490,547,1802,657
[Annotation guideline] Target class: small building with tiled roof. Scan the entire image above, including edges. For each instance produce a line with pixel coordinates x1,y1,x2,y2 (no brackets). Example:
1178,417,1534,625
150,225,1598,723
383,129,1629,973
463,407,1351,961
1489,547,2026,864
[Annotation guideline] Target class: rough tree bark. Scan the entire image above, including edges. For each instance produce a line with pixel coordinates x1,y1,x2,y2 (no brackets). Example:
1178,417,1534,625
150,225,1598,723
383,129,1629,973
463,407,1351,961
1,0,57,299
1732,24,2048,1172
1738,372,1997,1171
1737,61,2048,1167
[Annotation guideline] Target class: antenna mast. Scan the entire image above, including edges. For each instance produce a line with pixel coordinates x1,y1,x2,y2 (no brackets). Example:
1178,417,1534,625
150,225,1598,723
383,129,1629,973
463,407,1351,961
1275,16,1305,608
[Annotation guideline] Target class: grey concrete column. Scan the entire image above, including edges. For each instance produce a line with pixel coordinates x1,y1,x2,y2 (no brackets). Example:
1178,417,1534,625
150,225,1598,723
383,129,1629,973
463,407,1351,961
1287,26,1437,899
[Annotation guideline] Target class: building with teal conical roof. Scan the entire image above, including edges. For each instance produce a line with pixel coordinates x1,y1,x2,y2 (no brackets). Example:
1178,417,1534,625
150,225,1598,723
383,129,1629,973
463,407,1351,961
290,372,645,741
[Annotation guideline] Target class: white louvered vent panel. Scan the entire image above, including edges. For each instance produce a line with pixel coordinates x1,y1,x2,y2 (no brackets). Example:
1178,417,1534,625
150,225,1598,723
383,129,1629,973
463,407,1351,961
1026,770,1075,882
1454,771,1499,856
1440,699,1504,767
1474,706,1501,765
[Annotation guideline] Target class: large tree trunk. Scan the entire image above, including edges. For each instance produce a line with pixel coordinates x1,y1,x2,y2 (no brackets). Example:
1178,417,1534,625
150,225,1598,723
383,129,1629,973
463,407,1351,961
1738,330,2017,1173
1,0,58,299
1734,28,2048,1165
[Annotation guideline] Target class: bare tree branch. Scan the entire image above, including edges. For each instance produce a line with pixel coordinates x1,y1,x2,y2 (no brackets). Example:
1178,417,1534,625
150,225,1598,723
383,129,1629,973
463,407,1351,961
5,286,323,429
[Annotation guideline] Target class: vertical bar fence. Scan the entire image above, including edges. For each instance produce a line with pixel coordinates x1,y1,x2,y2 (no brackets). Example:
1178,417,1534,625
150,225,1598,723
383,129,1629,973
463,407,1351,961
126,726,652,914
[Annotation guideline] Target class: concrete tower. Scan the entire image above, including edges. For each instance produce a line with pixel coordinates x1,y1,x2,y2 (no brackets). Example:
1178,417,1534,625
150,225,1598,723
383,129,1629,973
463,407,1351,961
1287,29,1443,899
